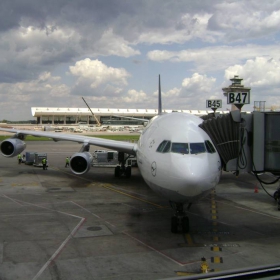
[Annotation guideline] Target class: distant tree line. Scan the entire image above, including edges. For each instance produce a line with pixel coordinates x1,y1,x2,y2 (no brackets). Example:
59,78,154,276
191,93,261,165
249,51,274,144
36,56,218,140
1,119,37,124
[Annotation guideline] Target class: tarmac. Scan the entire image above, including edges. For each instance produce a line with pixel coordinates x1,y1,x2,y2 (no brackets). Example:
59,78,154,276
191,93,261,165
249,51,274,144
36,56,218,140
0,141,280,280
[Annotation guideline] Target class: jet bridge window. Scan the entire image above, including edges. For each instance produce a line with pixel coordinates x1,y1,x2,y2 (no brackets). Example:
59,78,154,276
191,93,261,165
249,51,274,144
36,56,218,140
205,140,216,153
157,140,171,153
190,143,206,154
171,143,189,154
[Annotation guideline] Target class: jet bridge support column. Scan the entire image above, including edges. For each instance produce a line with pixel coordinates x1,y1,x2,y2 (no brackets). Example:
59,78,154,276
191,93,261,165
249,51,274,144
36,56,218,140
253,111,280,176
226,111,253,174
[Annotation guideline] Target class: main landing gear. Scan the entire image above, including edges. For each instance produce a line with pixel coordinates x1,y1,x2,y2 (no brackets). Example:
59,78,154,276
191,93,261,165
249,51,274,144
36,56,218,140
170,202,190,233
114,152,132,178
273,187,280,211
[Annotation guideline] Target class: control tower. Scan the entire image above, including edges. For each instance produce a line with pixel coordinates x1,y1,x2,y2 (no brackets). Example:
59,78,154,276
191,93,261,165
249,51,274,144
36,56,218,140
222,75,251,111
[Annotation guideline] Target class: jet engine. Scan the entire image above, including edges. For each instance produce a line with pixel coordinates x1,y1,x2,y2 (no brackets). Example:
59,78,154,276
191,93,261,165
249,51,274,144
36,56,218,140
0,138,26,157
70,152,93,175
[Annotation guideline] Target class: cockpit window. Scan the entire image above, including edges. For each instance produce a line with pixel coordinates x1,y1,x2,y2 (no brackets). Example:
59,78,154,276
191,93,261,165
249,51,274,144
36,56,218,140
190,143,206,154
171,143,189,154
156,140,171,153
205,140,216,153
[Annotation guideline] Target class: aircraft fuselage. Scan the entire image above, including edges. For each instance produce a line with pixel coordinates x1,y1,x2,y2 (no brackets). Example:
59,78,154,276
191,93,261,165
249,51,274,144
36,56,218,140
136,112,221,204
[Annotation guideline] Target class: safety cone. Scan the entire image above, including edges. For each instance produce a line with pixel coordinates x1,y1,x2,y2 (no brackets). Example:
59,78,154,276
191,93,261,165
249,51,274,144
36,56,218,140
254,186,259,193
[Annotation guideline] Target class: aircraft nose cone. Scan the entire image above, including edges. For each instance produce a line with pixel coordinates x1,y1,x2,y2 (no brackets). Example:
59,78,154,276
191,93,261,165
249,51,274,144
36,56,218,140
171,155,220,196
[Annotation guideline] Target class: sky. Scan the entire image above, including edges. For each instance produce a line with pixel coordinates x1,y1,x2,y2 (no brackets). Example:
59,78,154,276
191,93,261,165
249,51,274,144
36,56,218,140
1,0,280,120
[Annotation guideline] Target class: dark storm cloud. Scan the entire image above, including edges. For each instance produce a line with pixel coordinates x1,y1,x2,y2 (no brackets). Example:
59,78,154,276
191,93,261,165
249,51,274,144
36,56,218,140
2,0,275,86
0,0,62,32
0,0,149,83
0,0,141,33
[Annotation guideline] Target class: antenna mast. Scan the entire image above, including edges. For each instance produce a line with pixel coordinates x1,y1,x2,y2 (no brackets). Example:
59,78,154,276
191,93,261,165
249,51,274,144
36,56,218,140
158,75,162,115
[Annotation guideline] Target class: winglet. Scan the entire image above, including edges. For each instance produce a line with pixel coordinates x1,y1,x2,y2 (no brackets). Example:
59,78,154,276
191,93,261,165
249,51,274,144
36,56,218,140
158,75,162,115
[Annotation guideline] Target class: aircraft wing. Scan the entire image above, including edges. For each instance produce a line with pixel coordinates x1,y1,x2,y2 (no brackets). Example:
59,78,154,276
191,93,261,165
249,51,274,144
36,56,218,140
0,127,137,155
112,115,149,123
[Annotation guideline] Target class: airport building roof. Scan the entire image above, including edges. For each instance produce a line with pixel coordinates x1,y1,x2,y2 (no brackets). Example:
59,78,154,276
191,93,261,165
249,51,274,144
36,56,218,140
31,107,230,117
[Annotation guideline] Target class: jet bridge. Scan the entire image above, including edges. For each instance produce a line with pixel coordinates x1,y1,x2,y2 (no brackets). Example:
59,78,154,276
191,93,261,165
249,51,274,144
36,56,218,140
199,111,280,176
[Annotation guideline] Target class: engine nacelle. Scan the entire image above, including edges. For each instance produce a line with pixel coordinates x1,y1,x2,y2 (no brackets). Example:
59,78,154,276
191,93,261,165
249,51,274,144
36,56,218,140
70,152,93,175
0,138,26,158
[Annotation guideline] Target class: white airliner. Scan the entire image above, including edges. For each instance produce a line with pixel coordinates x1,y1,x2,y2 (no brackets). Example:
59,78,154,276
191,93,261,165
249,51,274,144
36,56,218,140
0,77,221,233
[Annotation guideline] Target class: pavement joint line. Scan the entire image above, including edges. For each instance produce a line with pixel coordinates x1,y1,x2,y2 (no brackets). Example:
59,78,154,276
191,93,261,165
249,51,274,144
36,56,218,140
32,217,86,280
104,220,117,228
123,231,199,267
70,201,101,219
0,194,25,206
0,195,87,280
1,194,85,220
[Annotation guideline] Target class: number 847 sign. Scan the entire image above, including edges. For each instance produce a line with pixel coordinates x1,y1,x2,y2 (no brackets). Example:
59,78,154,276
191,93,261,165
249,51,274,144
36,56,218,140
227,92,250,104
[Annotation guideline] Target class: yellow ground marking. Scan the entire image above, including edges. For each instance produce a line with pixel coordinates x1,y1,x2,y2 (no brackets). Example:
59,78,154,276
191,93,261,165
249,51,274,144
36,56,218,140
176,272,197,276
211,257,223,263
211,204,216,209
185,233,195,246
11,182,39,187
100,183,167,209
211,246,222,252
211,215,218,220
53,167,168,209
211,210,217,214
213,236,219,242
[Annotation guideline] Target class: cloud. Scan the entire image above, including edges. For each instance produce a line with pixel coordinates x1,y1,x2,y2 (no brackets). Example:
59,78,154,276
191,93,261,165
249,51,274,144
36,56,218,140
69,58,130,97
208,1,280,41
220,55,280,112
160,73,217,109
135,13,215,44
225,57,280,88
181,73,216,95
122,89,148,103
93,29,140,57
2,0,280,120
223,57,280,109
147,44,280,72
0,72,71,120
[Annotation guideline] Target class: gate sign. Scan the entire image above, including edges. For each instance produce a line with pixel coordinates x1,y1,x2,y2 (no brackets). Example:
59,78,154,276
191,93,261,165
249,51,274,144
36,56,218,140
206,99,222,108
227,92,250,104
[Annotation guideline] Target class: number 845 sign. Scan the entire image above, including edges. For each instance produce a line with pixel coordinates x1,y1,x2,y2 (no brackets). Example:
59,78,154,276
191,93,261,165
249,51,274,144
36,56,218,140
227,92,250,104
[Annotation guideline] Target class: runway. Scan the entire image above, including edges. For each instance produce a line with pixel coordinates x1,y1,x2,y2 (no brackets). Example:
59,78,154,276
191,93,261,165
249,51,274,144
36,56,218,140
0,141,280,279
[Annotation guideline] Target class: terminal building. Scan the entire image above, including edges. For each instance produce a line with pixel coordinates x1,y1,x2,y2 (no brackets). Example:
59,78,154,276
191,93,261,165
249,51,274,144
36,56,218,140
31,107,229,125
31,76,261,126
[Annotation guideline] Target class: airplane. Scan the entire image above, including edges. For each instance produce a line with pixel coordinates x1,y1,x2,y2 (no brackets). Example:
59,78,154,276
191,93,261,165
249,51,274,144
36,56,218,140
0,76,221,233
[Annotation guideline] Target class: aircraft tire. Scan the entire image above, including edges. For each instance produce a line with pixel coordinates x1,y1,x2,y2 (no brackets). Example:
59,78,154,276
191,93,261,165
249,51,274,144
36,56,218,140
125,166,131,178
274,191,278,201
182,216,189,233
171,216,178,233
115,166,121,177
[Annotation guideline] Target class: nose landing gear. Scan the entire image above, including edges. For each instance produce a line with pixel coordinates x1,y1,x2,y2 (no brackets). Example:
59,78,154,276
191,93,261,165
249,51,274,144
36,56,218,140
170,202,189,233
